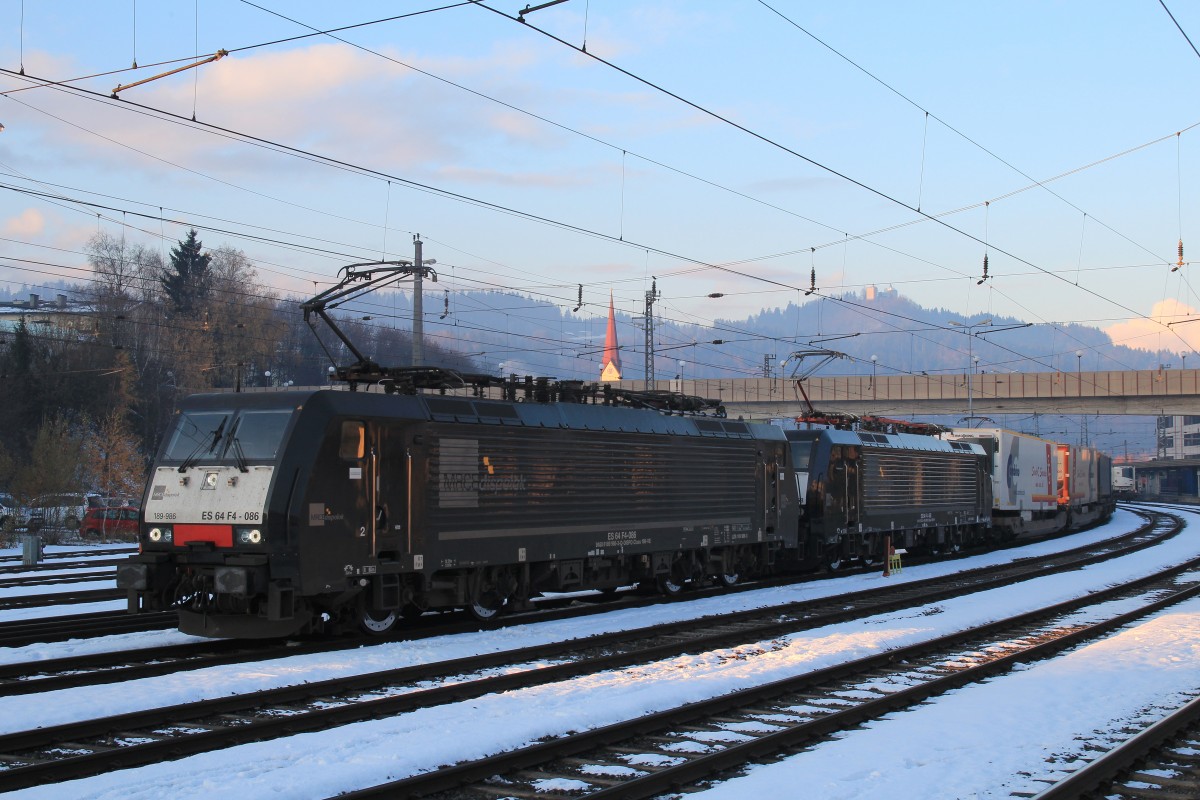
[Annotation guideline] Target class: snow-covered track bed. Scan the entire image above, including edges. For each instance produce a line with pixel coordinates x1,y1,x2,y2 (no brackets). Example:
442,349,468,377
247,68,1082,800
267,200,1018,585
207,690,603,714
0,513,1152,700
0,638,349,697
1030,694,1200,799
0,512,1181,793
0,509,1169,704
0,547,136,565
0,587,123,610
0,569,115,590
337,550,1200,800
0,558,126,575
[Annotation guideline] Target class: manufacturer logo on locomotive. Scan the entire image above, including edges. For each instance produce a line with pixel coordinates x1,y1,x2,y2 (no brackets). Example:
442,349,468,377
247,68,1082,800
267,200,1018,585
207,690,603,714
308,503,344,526
439,438,526,508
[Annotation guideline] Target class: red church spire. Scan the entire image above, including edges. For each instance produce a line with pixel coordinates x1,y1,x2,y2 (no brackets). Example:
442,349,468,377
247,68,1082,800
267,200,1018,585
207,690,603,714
601,290,622,381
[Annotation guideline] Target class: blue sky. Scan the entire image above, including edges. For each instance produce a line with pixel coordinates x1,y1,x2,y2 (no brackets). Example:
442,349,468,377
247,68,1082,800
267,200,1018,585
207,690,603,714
1,0,1198,365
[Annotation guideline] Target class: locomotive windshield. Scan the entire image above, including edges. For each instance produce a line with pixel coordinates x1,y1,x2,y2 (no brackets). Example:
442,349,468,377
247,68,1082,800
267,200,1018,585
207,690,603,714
790,441,813,471
164,408,294,464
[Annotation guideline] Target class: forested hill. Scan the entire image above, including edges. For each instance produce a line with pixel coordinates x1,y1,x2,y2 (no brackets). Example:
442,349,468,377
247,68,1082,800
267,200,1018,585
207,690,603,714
383,286,1178,382
1,278,1176,384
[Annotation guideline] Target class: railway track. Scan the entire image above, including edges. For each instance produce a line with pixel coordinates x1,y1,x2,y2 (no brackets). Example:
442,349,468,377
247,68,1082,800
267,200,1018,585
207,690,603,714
0,586,123,610
338,547,1200,799
0,507,1169,697
0,569,115,589
0,610,176,649
0,547,135,564
1030,694,1200,799
0,509,1181,792
0,558,125,576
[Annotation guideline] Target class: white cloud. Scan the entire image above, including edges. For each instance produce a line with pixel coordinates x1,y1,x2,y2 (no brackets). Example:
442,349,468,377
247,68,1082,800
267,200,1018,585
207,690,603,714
1105,298,1200,354
1,208,45,237
6,43,535,177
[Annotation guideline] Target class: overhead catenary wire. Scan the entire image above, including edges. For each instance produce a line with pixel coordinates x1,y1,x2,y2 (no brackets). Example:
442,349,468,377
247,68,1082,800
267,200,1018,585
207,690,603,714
3,168,1190,385
479,0,1200,358
0,66,806,297
0,13,1185,340
0,2,475,98
8,0,1184,316
755,0,1181,273
1158,0,1200,62
1,239,1187,391
2,11,1190,383
468,0,1200,367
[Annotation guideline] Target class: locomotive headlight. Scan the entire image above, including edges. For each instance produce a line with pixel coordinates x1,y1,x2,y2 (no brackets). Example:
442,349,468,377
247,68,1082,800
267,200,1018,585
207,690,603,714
237,527,264,545
148,526,173,543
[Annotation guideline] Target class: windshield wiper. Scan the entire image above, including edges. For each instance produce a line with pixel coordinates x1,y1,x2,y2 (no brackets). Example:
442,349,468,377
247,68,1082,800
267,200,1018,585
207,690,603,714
229,435,250,473
178,417,228,473
223,417,250,473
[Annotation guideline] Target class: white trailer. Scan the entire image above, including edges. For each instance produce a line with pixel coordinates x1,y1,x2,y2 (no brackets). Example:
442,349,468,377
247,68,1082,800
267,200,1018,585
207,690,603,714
948,427,1064,538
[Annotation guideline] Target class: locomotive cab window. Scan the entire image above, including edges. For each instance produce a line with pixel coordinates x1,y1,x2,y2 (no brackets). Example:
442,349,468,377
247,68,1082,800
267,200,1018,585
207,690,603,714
340,421,365,460
164,408,294,464
790,442,813,471
224,409,293,460
164,411,230,461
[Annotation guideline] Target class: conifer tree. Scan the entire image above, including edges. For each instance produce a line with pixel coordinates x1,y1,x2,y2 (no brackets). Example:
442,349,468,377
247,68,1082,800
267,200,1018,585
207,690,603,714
160,229,212,315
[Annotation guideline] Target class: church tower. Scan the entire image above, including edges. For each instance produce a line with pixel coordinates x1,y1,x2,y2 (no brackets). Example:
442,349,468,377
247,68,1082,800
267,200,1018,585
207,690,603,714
600,291,622,382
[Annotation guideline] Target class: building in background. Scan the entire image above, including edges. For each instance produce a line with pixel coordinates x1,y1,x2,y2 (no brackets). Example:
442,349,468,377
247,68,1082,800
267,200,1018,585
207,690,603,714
0,293,91,334
1155,415,1200,459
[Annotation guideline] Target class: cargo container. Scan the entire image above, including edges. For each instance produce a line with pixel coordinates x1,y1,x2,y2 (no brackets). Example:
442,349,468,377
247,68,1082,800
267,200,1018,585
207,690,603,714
949,428,1064,538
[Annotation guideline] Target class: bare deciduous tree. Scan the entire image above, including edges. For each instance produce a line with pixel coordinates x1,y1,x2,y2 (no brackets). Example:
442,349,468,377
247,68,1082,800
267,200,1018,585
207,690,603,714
81,409,145,500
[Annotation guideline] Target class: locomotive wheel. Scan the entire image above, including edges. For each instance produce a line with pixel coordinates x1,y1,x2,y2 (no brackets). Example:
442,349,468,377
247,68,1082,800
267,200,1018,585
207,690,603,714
656,575,684,597
715,572,739,588
467,594,505,623
357,606,398,635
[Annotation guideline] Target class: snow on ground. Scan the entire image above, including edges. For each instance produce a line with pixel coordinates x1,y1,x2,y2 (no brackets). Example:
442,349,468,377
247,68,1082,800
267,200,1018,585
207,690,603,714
0,544,139,626
0,544,128,593
2,543,134,558
0,600,129,626
5,507,1200,799
0,568,114,580
689,596,1200,799
0,580,121,600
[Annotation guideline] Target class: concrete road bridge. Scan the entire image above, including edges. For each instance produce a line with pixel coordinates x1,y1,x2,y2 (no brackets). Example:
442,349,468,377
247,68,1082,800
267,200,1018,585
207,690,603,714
609,369,1200,420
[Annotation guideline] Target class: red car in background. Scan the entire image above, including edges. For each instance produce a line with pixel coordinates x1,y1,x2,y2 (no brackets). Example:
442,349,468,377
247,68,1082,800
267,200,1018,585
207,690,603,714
81,506,140,540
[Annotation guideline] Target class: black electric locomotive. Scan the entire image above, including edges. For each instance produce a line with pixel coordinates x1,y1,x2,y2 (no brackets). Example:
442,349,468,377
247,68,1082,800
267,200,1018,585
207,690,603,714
119,387,799,637
787,429,992,569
